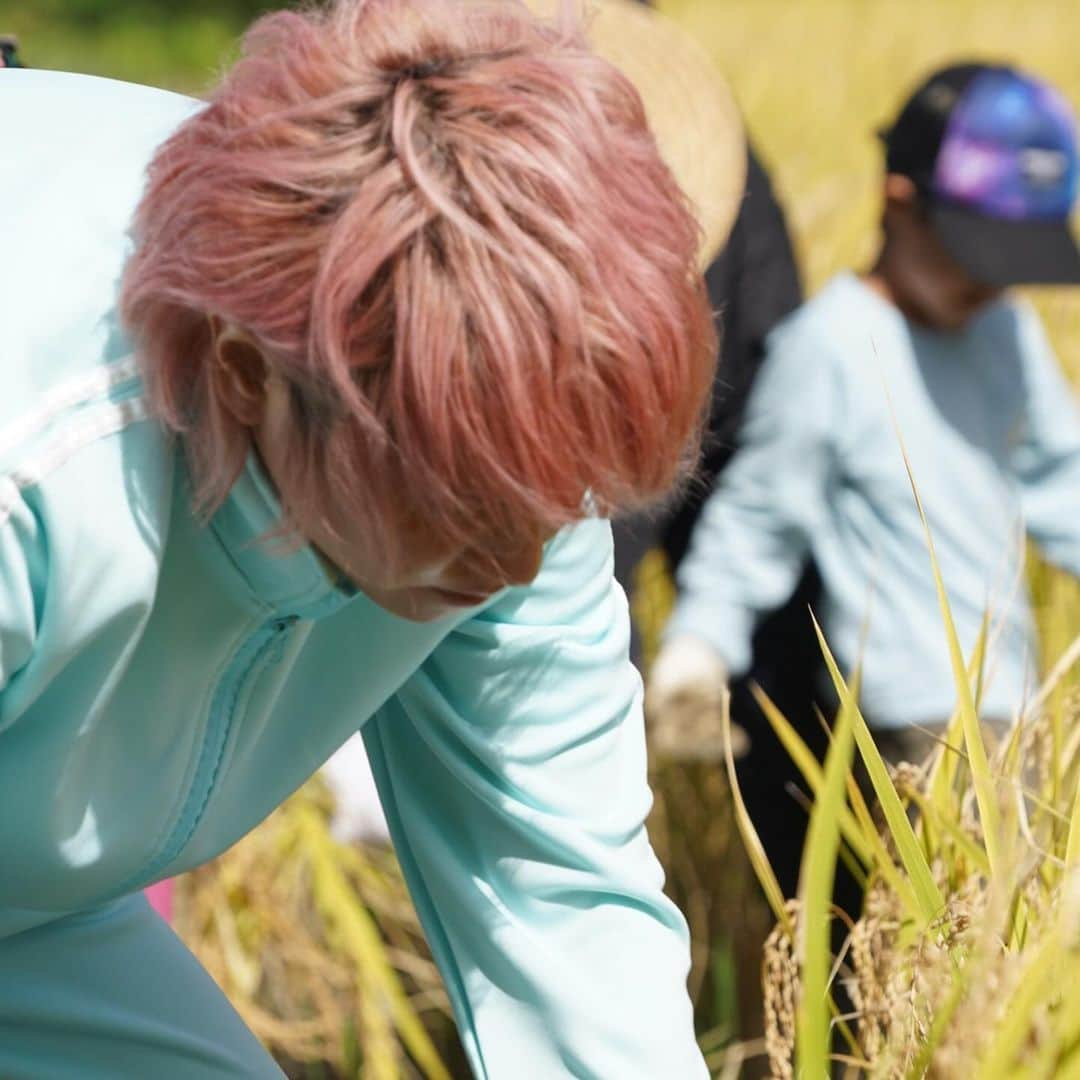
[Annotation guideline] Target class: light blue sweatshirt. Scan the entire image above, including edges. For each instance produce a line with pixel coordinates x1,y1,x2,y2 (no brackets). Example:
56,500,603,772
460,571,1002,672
0,70,705,1078
669,273,1080,728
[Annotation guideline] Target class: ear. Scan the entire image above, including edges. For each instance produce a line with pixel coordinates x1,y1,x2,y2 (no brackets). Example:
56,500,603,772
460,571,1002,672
208,316,270,427
883,172,919,212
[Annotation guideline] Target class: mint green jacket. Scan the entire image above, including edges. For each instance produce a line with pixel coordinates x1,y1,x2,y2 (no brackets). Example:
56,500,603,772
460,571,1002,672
0,70,704,1078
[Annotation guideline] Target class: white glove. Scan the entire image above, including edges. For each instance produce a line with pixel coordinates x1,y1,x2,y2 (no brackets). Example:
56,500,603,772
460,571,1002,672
322,733,392,845
645,636,748,760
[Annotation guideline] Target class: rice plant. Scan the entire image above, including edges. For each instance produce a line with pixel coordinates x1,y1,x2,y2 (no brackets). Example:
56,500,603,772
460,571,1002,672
740,632,1080,1077
729,464,1080,1076
174,780,465,1079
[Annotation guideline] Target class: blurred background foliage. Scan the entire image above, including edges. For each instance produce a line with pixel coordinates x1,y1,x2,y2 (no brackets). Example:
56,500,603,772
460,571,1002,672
0,0,271,90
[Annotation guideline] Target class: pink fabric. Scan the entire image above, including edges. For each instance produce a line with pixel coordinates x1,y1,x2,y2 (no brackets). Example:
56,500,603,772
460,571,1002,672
144,879,174,923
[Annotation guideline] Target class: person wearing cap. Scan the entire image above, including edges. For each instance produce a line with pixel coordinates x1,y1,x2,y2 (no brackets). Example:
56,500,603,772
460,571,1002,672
0,0,740,1074
648,62,1080,771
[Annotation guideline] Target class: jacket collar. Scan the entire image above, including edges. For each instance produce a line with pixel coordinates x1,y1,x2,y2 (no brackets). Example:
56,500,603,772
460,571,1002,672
208,453,356,621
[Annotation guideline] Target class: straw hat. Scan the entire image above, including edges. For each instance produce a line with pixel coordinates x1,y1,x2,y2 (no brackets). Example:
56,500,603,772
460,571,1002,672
529,0,746,266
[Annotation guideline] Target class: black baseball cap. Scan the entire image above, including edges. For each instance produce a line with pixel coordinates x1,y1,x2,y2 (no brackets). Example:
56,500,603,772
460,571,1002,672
879,62,1080,287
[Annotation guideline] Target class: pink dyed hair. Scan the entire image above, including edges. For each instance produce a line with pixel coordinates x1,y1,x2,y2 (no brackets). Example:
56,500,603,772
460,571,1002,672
121,0,716,562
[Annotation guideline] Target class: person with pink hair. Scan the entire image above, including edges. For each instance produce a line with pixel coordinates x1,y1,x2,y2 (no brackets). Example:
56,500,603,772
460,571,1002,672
0,0,727,1075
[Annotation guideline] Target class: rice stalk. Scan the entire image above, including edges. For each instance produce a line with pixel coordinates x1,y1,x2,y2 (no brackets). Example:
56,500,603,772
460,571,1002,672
813,615,945,929
174,781,459,1078
795,668,856,1078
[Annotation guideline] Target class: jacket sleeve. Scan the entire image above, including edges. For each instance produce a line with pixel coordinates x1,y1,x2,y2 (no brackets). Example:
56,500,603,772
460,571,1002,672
1011,306,1080,579
0,480,39,708
665,323,837,677
362,519,706,1080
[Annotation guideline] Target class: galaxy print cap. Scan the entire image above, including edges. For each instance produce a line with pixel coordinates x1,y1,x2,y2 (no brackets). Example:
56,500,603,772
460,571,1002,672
881,62,1080,287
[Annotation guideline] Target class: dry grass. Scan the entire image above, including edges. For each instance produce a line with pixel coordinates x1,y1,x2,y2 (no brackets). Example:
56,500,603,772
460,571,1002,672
174,781,464,1079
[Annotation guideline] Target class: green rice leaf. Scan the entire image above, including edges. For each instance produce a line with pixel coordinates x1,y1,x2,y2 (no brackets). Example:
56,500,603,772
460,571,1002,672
924,616,989,857
906,788,991,876
752,685,872,867
843,773,921,954
888,403,1002,875
722,692,793,934
795,675,856,1079
812,614,945,926
839,761,924,923
926,707,964,822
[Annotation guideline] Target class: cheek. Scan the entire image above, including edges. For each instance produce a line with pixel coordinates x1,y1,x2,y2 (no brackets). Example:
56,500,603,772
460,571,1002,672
254,380,308,519
261,383,296,455
914,266,967,317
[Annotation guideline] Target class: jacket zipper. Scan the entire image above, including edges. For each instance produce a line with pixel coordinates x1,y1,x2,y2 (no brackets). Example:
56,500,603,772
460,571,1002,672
131,614,298,888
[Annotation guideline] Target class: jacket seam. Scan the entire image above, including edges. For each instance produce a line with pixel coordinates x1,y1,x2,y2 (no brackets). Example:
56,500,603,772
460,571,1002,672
131,621,256,883
127,616,292,888
178,623,281,853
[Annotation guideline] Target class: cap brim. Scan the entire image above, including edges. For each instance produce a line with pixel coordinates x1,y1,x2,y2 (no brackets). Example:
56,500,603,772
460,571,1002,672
930,203,1080,287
